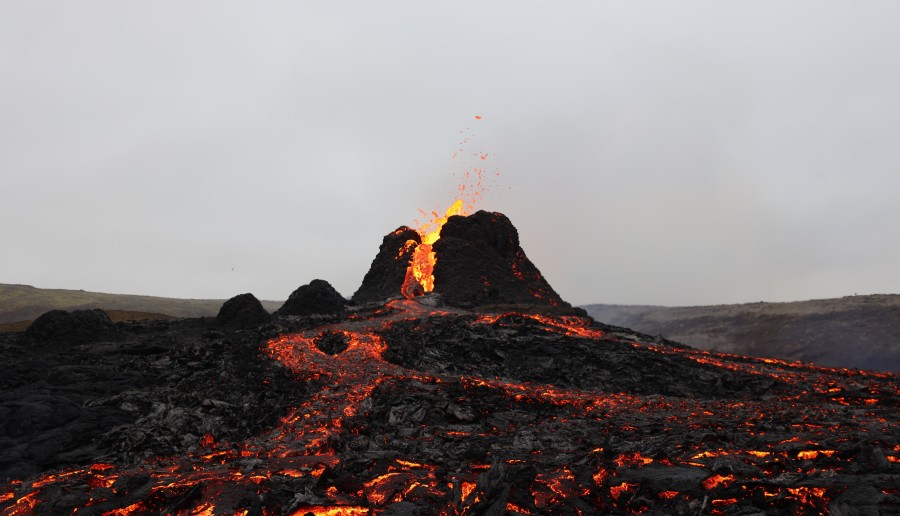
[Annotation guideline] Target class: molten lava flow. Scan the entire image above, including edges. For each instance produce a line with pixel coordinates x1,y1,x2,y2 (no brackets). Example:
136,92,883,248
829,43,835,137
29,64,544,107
401,199,466,298
2,290,898,513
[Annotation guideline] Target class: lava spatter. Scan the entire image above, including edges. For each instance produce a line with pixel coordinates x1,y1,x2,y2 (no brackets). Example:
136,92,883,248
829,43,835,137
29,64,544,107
401,199,466,298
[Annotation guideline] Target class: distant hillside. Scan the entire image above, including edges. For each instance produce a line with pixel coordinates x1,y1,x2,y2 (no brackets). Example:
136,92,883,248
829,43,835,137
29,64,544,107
583,294,900,372
0,284,282,325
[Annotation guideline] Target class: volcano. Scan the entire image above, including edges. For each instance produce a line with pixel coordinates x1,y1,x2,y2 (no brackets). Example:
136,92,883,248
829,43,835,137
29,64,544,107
354,210,579,313
1,211,898,515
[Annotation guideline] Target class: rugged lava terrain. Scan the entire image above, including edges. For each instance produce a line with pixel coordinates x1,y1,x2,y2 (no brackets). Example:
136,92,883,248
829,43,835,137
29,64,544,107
2,210,898,515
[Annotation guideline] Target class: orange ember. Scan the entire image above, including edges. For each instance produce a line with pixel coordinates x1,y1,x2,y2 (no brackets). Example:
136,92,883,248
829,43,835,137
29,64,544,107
4,490,37,515
609,482,636,501
460,481,477,501
702,474,734,490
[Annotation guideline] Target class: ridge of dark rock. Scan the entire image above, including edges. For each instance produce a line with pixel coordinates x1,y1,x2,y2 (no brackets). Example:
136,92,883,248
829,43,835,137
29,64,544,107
583,297,900,372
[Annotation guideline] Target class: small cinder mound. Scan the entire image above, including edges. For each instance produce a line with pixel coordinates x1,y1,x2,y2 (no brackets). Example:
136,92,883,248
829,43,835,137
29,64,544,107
26,309,114,344
276,279,347,316
216,293,270,329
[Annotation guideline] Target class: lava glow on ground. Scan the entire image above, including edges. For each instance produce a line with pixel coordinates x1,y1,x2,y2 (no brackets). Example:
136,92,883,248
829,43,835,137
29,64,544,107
1,297,898,514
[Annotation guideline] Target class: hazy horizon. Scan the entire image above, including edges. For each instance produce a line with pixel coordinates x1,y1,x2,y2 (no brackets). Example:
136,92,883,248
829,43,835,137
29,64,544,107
3,2,899,307
5,281,896,310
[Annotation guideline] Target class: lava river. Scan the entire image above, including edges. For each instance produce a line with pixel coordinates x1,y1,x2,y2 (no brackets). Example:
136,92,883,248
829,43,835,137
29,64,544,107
1,300,898,515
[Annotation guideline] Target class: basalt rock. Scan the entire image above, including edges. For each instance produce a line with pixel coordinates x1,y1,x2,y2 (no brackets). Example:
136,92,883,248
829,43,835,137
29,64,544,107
25,308,115,344
216,293,270,329
432,211,569,309
352,227,420,303
276,279,347,316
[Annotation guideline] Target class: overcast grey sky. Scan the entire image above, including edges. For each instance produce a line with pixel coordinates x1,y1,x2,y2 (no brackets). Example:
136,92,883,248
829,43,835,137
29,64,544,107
2,2,899,306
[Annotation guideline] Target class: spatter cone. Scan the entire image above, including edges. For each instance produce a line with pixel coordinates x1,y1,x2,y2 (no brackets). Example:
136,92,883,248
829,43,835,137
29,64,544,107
354,210,578,312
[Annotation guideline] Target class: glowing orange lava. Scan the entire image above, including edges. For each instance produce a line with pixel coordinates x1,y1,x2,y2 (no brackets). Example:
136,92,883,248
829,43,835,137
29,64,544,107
401,199,466,298
398,120,499,298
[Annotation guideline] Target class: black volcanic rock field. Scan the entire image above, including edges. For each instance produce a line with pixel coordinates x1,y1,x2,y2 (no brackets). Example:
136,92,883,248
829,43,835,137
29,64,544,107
1,211,898,515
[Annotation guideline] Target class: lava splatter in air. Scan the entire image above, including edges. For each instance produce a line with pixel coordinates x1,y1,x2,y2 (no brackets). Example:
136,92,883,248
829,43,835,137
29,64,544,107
401,116,499,298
